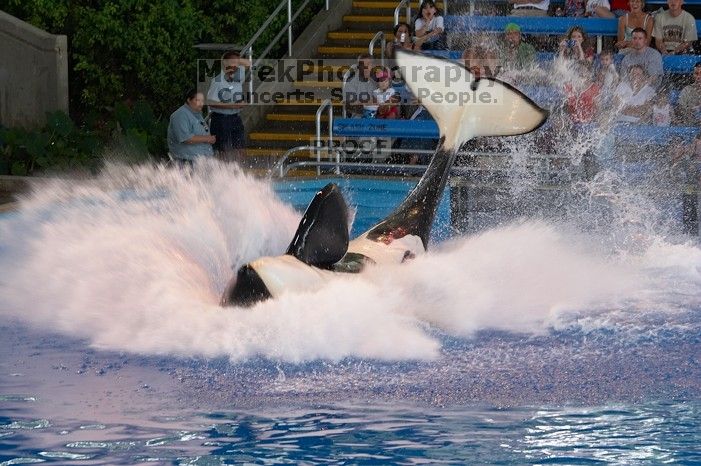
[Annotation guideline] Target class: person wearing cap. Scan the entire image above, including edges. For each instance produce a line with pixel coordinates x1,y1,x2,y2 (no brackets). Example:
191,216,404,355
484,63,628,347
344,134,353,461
498,23,536,70
508,0,550,16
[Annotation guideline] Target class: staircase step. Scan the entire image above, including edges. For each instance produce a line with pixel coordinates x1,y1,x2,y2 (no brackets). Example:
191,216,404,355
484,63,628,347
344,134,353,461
327,31,393,40
343,15,395,22
318,45,382,55
273,97,343,106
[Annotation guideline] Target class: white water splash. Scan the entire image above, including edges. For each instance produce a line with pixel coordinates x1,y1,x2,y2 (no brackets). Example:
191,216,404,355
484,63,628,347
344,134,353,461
0,160,699,362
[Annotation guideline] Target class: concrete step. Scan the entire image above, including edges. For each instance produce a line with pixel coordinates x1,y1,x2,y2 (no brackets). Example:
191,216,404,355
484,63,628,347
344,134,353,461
327,31,393,40
318,45,383,56
343,14,395,23
272,97,343,106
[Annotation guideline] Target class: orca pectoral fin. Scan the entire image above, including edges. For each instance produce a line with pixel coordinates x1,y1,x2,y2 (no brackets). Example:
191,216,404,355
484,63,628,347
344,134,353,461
395,49,549,152
286,183,350,268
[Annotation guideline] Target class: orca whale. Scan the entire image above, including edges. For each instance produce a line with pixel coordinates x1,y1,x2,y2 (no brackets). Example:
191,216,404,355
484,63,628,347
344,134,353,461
221,49,548,307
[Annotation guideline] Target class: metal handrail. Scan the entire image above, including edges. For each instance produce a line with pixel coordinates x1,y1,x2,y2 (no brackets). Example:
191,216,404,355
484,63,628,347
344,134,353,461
236,0,331,98
369,31,387,68
315,99,336,175
341,64,358,118
394,0,411,26
270,142,585,178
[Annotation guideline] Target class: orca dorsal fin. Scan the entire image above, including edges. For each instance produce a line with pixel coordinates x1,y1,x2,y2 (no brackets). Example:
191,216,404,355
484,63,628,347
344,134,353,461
286,183,349,268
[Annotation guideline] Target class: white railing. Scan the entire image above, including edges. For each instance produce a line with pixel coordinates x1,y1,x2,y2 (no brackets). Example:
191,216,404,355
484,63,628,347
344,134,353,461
369,31,387,67
238,0,332,96
394,0,411,26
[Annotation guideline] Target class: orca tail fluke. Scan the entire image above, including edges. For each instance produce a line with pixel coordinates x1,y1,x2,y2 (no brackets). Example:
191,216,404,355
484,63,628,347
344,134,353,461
365,50,549,248
395,49,549,152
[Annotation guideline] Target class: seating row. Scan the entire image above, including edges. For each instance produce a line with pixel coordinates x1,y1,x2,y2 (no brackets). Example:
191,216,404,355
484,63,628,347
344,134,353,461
426,50,701,73
332,118,698,142
444,15,701,37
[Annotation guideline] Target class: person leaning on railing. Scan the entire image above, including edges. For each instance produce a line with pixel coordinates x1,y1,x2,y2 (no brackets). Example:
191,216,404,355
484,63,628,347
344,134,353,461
167,90,215,165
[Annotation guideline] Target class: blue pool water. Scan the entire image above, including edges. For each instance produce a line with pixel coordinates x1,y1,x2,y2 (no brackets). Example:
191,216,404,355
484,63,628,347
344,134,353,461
0,162,700,464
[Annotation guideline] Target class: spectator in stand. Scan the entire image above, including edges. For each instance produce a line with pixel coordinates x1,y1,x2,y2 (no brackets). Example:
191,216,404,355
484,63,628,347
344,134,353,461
462,45,500,78
614,64,656,123
373,68,400,119
620,28,663,85
498,23,536,70
167,90,215,164
586,0,615,18
652,0,698,54
564,0,586,17
508,0,550,17
207,50,250,162
676,62,701,124
414,1,446,50
616,0,654,53
564,62,602,123
386,23,425,57
651,91,674,125
345,54,376,118
558,26,596,63
610,0,631,16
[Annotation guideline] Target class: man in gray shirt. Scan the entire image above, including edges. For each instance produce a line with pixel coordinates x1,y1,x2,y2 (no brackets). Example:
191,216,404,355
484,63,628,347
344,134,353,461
344,54,377,118
620,28,663,86
167,90,215,162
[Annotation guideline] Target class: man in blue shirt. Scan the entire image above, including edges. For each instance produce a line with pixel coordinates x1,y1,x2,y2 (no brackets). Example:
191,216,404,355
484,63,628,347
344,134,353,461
167,90,215,162
207,50,250,163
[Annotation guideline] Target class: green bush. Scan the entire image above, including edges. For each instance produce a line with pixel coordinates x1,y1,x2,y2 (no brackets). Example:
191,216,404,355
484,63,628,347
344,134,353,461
3,0,325,120
0,111,100,175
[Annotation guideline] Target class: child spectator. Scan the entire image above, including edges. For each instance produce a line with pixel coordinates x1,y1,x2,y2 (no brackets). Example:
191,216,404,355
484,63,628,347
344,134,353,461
614,64,656,123
652,0,698,55
652,91,674,125
597,49,620,93
414,0,446,50
373,68,400,119
558,26,596,63
616,0,654,53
